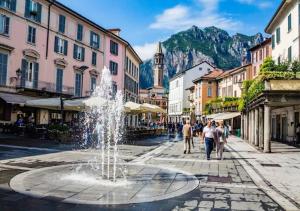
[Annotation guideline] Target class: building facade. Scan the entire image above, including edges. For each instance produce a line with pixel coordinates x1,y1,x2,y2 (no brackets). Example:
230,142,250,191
168,61,215,122
249,38,271,78
192,70,223,118
265,0,299,64
0,0,141,124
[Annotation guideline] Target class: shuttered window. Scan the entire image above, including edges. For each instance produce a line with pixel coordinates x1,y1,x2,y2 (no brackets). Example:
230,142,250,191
54,36,68,55
110,40,118,55
276,27,280,44
77,24,83,41
90,76,96,91
24,0,42,23
271,34,275,49
73,44,85,61
109,61,118,75
75,73,82,97
288,46,292,62
0,0,16,12
59,15,66,33
90,31,100,49
27,26,36,44
92,52,97,66
0,53,8,86
56,68,63,93
288,13,292,32
0,14,9,35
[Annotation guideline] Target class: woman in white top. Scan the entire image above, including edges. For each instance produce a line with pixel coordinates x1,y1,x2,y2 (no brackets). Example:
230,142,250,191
202,120,215,160
215,120,228,160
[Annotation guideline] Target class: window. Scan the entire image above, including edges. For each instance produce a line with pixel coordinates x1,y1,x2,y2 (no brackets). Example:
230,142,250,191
288,46,292,62
58,15,66,33
92,52,97,66
254,66,256,76
276,27,280,44
56,68,63,93
73,44,85,61
90,76,96,92
90,31,100,49
266,46,269,57
25,0,42,23
27,26,36,44
288,13,292,32
112,81,117,96
77,24,83,41
259,49,262,61
0,14,9,35
207,87,212,97
277,56,281,64
271,34,275,49
0,0,16,11
54,36,68,55
75,73,82,97
110,40,118,55
0,53,8,85
23,60,38,89
109,61,118,75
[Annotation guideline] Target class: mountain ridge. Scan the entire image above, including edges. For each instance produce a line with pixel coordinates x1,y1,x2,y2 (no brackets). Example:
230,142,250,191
140,25,263,89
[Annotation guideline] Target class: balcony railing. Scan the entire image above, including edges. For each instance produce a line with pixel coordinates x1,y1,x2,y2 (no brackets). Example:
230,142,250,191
17,81,75,96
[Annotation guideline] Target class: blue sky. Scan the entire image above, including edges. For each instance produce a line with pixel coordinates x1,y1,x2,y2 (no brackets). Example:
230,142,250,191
59,0,281,60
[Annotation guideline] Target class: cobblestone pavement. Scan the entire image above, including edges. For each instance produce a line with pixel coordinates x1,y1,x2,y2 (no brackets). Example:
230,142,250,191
0,136,285,211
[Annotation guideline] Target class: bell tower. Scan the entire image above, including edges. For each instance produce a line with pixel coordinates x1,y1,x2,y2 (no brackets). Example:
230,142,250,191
154,42,164,87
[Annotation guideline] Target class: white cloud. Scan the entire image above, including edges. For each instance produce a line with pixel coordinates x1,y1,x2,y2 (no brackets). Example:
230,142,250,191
237,0,273,9
133,42,158,61
149,0,241,32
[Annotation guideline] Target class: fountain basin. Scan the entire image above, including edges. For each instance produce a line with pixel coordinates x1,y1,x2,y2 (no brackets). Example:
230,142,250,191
10,163,199,205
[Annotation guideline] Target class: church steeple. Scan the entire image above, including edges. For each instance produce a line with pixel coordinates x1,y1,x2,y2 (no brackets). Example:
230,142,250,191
154,42,164,87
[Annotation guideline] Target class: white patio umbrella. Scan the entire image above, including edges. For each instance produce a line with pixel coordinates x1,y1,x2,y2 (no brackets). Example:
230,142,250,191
141,103,166,114
124,101,143,113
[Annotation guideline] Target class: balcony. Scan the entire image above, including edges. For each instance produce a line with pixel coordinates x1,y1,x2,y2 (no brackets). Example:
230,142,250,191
17,81,74,96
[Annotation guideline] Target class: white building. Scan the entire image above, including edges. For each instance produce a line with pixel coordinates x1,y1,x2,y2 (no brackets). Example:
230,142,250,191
265,0,300,63
168,61,215,122
263,0,300,143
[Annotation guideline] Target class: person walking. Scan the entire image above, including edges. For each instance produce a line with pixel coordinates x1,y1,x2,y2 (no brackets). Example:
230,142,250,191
183,120,192,154
215,121,228,160
202,120,215,160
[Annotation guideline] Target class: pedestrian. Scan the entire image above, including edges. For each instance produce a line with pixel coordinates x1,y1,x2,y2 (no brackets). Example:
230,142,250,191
202,120,215,160
215,120,228,160
183,120,192,154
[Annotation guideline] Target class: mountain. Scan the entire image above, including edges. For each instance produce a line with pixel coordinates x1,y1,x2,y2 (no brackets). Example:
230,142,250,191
139,26,263,89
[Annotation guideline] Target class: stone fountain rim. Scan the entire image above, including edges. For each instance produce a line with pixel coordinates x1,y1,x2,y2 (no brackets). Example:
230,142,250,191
10,162,200,205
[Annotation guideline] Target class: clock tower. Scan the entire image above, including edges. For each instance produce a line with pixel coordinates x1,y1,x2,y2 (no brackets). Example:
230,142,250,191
153,42,164,87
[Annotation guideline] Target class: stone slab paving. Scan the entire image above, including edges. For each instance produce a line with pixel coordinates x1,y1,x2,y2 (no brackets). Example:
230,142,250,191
227,136,300,210
0,137,285,210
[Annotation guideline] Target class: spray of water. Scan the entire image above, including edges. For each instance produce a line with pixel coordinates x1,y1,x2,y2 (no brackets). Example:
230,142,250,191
80,67,125,182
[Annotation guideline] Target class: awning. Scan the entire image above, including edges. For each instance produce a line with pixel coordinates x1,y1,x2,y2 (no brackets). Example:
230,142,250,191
214,112,241,121
0,92,39,105
206,113,223,119
141,103,166,114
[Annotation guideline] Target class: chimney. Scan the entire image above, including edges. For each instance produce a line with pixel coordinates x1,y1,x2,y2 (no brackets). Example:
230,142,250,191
108,28,121,36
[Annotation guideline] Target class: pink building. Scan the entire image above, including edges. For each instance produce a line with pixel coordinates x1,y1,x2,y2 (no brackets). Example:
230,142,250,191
249,38,271,78
0,0,141,123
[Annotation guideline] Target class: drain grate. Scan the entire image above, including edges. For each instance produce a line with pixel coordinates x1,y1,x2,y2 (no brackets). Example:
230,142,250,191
207,176,232,183
261,163,281,167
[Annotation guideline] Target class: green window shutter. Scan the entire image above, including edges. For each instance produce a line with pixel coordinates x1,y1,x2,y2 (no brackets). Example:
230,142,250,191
21,59,28,87
10,0,16,12
276,28,280,43
77,24,83,41
90,31,93,47
33,62,39,89
81,47,85,61
288,14,292,31
54,36,59,53
63,40,68,55
0,53,8,85
4,16,9,34
56,68,63,93
24,0,30,18
288,46,292,62
36,2,42,22
73,44,78,59
59,15,65,33
272,34,275,49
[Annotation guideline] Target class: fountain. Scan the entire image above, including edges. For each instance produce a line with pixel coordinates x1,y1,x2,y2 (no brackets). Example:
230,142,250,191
9,67,199,205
